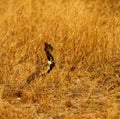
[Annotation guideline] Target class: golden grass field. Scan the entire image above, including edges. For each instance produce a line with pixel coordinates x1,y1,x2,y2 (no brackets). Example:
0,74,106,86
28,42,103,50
0,0,120,118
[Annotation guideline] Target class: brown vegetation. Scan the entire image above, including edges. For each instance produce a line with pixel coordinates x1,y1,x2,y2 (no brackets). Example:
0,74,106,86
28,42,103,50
0,0,120,119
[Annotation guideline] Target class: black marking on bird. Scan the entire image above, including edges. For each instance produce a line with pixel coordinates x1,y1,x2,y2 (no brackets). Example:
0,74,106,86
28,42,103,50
44,42,55,73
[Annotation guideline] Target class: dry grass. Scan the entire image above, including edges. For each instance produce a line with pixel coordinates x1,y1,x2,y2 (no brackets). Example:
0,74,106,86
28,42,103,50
0,0,120,119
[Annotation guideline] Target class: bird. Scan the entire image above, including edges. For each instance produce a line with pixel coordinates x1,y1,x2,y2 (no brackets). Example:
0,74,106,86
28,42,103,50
26,42,55,85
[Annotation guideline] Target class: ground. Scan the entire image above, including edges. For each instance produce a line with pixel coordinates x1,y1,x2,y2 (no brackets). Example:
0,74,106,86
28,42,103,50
0,0,120,119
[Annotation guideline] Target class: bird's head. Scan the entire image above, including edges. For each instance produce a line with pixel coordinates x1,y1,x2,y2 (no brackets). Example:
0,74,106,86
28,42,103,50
44,42,53,52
